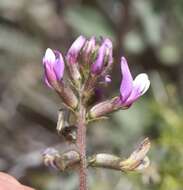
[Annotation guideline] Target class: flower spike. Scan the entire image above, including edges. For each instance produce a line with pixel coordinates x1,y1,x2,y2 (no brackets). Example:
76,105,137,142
41,36,152,189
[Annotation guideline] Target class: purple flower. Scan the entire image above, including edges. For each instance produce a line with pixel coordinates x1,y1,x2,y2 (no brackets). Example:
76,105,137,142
43,48,65,88
91,38,113,74
66,35,86,64
119,57,150,107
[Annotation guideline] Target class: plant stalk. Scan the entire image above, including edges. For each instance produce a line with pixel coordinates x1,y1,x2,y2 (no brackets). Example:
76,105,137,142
76,103,87,190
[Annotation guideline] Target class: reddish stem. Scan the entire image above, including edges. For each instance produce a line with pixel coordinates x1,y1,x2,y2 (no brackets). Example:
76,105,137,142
76,104,88,190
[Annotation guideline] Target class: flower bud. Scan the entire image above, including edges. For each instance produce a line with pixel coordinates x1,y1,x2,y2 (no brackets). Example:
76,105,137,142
66,35,86,64
56,85,78,109
88,97,119,119
82,37,96,64
66,36,86,85
102,38,113,74
85,37,96,54
42,48,78,109
91,41,106,74
103,38,113,66
43,48,65,88
91,38,113,75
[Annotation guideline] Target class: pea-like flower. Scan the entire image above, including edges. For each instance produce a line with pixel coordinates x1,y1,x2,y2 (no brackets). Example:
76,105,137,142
119,57,150,107
89,57,150,119
43,48,65,88
43,48,78,109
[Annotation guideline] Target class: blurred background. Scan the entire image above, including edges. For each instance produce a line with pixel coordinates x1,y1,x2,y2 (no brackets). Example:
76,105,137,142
0,0,183,189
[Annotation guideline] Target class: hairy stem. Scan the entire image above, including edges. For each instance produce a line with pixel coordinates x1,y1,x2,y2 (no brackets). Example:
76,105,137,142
76,102,87,190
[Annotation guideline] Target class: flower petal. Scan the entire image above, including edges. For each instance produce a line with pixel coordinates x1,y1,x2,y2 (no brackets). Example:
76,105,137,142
53,50,65,81
120,57,133,102
124,73,150,106
85,36,96,55
91,42,106,74
133,73,150,95
103,38,112,49
66,35,86,64
43,48,55,65
44,63,57,87
44,75,52,88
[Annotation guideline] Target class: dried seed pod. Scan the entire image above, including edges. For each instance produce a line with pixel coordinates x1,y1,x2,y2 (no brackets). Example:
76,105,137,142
56,109,77,143
120,138,151,171
56,109,65,133
43,148,80,171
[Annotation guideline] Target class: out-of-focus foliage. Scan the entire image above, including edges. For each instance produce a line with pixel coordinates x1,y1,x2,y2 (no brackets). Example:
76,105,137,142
0,0,183,190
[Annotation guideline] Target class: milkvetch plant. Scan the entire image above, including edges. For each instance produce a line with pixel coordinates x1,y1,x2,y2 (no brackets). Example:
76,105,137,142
42,35,151,190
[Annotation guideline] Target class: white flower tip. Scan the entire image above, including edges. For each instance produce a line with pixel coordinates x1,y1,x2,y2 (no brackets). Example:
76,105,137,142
134,73,150,95
44,48,55,63
74,35,86,46
67,36,86,57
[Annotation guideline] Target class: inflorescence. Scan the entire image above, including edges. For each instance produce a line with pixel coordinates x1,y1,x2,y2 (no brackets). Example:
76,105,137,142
42,35,151,178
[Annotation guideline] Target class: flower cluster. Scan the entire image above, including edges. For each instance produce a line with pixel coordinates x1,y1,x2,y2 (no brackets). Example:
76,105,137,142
42,35,151,188
42,35,150,117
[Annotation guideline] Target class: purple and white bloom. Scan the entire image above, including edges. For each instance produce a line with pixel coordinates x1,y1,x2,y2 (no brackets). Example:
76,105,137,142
119,57,150,107
88,57,150,118
43,48,65,88
91,38,113,75
66,35,86,64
